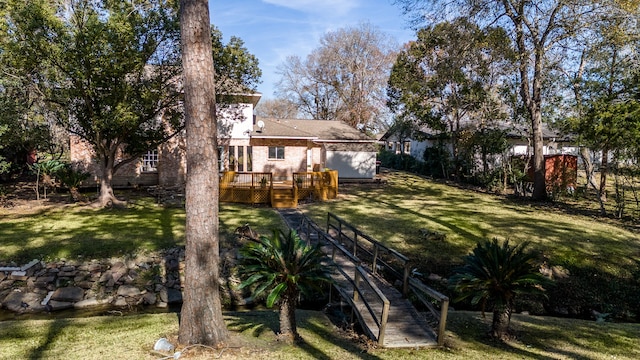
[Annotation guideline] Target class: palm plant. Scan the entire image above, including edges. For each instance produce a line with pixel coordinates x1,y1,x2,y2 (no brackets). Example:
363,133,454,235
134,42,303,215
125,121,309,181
57,165,90,202
31,160,65,200
449,238,551,340
238,229,333,342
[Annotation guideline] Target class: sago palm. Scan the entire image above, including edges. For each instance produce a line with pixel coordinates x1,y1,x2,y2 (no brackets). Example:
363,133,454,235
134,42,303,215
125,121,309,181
238,229,332,342
449,238,551,340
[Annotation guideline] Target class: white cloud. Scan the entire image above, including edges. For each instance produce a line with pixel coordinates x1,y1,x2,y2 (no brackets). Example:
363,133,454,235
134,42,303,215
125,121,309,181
262,0,360,17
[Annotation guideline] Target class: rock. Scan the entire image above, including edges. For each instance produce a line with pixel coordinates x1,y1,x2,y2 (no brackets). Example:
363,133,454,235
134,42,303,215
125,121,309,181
113,296,128,307
117,285,142,297
75,281,94,290
165,258,180,271
158,287,168,303
10,271,28,281
2,291,44,313
88,263,103,273
34,276,56,288
142,292,157,305
48,300,74,311
51,287,85,302
74,297,111,309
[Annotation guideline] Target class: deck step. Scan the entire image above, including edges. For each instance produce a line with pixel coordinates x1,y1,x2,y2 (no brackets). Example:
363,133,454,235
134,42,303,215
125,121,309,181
271,189,297,208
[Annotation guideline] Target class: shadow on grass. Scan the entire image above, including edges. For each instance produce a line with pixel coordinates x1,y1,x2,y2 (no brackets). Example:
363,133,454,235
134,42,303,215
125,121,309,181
28,318,70,360
0,199,186,263
446,311,640,359
225,310,382,359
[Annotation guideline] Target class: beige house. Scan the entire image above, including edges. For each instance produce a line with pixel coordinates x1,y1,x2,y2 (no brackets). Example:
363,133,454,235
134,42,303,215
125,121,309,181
70,93,378,188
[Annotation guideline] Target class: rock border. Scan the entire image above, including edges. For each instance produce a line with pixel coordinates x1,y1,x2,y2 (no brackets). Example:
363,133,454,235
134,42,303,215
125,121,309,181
0,247,187,315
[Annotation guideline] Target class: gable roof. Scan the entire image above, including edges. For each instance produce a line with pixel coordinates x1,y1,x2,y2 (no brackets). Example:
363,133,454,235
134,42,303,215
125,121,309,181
252,118,375,142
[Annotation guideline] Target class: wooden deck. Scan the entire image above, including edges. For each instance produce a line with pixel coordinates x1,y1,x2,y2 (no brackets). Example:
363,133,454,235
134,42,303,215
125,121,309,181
279,209,448,349
220,171,338,208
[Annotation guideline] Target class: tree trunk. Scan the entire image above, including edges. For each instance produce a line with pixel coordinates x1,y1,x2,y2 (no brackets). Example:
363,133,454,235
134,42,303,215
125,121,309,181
599,148,609,204
580,147,606,215
278,292,298,343
491,306,512,340
531,109,547,200
178,0,229,347
95,156,126,208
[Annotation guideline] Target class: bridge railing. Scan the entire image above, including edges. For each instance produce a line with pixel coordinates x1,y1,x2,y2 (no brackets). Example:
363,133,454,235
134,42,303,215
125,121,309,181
300,214,390,345
327,212,411,295
324,212,449,346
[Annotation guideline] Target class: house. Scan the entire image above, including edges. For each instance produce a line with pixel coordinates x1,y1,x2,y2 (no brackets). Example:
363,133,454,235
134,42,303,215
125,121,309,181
70,93,378,188
381,120,577,161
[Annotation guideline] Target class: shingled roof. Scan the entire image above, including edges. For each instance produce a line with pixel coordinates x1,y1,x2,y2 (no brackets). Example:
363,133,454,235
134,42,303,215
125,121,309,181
252,118,375,142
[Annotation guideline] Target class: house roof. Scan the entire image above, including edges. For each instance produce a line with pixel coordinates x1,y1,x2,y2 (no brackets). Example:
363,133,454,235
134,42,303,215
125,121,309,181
252,118,376,143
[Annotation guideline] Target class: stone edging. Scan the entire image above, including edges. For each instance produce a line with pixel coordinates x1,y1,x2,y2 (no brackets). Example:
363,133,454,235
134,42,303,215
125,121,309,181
0,247,186,314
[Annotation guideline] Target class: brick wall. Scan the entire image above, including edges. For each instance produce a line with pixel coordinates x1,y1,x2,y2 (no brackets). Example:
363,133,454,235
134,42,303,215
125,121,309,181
69,135,161,188
250,139,321,180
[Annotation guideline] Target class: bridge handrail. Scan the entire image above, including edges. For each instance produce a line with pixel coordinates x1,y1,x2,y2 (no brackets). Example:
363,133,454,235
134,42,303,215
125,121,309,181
300,214,390,345
327,212,410,295
323,212,450,347
408,277,450,346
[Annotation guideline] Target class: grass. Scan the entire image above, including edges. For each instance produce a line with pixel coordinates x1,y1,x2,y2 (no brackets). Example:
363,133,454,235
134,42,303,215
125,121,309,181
0,310,638,359
303,170,640,272
0,196,285,264
1,173,640,357
301,169,640,319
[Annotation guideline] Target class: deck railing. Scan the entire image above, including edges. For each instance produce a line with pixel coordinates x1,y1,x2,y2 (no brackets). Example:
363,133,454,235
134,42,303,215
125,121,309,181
220,170,337,206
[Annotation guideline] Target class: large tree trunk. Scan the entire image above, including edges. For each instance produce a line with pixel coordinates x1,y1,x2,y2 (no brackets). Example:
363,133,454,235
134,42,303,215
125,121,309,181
95,155,126,208
278,292,299,343
178,0,228,347
491,306,512,340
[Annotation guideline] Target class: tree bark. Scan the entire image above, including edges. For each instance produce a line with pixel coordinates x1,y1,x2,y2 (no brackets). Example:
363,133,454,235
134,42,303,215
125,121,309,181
178,0,228,346
491,306,512,340
278,292,298,343
95,155,126,208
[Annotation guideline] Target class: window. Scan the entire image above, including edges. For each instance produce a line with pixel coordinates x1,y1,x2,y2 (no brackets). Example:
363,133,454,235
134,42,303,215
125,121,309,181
229,146,237,171
403,141,411,154
268,146,285,160
238,146,244,172
246,146,252,171
141,150,158,172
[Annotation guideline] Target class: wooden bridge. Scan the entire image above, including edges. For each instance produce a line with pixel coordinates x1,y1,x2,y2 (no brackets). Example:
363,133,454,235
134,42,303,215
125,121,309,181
280,210,450,349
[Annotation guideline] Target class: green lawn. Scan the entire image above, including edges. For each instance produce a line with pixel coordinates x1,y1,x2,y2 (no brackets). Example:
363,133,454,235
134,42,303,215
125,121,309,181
0,197,285,264
1,173,640,358
0,310,637,359
301,169,640,320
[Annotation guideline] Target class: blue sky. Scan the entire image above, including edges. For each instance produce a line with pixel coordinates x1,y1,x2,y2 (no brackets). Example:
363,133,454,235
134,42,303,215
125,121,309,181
209,0,416,100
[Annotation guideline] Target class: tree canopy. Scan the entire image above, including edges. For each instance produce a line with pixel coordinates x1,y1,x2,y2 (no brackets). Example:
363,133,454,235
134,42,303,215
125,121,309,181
211,25,261,93
2,0,183,206
395,0,608,199
1,0,261,206
276,23,397,133
387,18,513,178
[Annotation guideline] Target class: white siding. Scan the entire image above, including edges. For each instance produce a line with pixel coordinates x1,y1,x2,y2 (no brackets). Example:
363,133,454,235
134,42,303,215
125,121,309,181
326,151,376,179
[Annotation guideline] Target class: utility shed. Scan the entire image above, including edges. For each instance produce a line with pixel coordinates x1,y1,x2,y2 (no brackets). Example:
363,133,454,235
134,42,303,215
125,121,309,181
526,154,578,191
